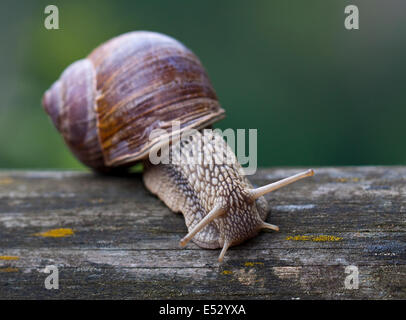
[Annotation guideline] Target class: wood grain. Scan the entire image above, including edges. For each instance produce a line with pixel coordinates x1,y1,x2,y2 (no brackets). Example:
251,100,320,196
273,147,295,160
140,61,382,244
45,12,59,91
0,167,405,299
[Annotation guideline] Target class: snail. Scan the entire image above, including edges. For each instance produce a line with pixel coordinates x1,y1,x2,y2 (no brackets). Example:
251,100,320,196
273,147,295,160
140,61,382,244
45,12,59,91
42,31,314,262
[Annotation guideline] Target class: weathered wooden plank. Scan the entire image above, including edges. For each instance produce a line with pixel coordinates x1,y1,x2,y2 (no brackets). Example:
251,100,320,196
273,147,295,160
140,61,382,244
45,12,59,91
0,167,405,299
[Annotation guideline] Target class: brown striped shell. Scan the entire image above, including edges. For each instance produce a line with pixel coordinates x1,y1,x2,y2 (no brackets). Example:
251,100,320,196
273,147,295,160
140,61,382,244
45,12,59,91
42,31,225,171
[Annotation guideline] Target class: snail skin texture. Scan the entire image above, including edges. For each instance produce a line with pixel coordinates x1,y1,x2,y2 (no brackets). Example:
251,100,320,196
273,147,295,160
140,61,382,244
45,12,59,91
43,31,314,262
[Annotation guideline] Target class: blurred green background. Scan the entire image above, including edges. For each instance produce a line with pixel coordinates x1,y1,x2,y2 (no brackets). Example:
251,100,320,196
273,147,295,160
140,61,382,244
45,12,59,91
0,0,405,170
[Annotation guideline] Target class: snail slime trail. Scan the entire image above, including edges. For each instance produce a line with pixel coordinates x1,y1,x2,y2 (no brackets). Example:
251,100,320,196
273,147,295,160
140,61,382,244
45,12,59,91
42,31,315,262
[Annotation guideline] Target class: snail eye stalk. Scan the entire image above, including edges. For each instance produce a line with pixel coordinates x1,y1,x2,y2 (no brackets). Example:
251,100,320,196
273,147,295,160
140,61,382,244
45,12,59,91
247,169,314,200
180,204,225,247
261,223,279,232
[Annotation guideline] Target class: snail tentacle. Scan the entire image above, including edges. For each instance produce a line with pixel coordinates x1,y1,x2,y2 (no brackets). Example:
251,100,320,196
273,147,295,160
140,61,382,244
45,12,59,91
218,240,231,262
247,169,314,200
180,204,225,247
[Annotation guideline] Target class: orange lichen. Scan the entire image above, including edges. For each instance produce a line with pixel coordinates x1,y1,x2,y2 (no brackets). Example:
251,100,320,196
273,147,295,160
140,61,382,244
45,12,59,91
337,177,359,183
34,228,74,238
244,262,264,267
90,198,104,204
222,270,233,275
0,177,13,185
312,235,343,242
0,256,19,260
286,235,343,242
0,267,19,273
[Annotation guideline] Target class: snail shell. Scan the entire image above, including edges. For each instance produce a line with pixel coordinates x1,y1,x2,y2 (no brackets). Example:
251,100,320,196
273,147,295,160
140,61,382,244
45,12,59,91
43,31,225,171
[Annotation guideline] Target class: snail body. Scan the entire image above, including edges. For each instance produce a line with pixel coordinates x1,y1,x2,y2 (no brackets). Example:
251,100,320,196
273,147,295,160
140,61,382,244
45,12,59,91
43,31,314,261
